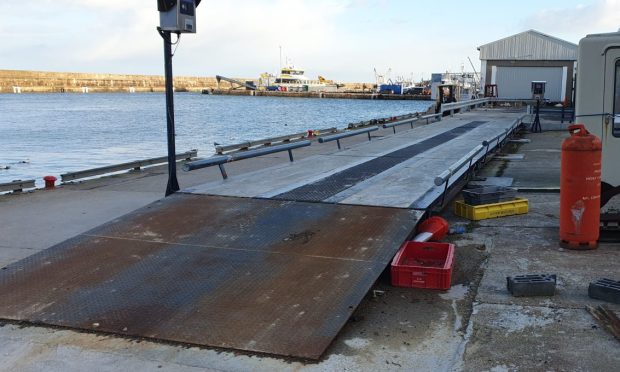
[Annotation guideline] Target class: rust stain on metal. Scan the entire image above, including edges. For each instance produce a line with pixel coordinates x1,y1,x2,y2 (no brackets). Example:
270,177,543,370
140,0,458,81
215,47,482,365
0,194,419,359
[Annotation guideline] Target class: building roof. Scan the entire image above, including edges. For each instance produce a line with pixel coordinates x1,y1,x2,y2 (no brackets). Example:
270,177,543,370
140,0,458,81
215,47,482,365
478,30,577,61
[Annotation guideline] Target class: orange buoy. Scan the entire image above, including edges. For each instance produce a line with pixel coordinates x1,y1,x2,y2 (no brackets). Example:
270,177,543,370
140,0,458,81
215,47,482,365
559,124,602,249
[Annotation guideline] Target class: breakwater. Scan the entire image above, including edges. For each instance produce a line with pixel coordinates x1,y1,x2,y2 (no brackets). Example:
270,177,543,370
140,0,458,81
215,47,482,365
0,69,377,94
0,69,230,93
208,89,431,100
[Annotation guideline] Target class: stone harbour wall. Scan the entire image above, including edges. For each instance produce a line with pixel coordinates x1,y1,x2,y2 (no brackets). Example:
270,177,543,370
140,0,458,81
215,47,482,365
0,70,371,94
0,70,241,93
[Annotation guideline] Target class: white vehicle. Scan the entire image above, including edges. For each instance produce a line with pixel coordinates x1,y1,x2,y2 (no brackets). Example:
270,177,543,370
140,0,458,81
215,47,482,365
575,31,620,206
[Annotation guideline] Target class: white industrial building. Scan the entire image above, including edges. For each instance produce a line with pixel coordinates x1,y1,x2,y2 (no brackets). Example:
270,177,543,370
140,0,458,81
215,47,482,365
478,30,578,103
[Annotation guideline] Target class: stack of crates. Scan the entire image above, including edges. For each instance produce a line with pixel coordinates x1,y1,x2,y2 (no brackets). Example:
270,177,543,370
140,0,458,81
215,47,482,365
454,186,528,220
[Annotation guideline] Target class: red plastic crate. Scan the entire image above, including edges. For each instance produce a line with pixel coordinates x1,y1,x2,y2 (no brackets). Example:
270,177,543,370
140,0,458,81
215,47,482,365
390,241,455,290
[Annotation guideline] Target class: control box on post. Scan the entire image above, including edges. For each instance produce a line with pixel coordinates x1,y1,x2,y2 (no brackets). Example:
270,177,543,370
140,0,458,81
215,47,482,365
158,0,200,33
531,81,546,100
157,0,200,195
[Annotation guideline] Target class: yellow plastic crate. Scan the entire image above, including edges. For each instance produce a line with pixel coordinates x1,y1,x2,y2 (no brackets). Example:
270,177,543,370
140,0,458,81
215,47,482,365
454,198,529,221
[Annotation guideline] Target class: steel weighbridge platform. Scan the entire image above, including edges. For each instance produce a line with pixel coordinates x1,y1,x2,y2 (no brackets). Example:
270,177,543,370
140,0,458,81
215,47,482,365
0,111,526,359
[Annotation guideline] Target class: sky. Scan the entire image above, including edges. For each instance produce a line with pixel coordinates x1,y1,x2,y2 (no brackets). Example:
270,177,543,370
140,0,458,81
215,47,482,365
1,0,619,82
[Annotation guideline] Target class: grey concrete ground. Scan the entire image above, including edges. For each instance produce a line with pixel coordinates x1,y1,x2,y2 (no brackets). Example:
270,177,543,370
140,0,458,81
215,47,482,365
0,113,618,371
458,124,620,371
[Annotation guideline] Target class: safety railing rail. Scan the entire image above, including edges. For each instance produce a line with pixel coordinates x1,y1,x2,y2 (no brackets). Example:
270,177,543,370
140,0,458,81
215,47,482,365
491,98,538,104
420,113,443,124
215,132,306,154
382,117,419,133
318,126,379,149
215,128,337,154
381,112,445,134
485,112,527,148
347,112,420,129
432,114,528,206
537,107,575,123
441,98,490,116
61,150,198,182
185,140,311,179
481,115,527,152
433,144,485,206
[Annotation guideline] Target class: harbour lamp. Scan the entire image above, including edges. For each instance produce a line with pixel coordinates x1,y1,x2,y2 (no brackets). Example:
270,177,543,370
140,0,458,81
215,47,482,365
157,0,201,196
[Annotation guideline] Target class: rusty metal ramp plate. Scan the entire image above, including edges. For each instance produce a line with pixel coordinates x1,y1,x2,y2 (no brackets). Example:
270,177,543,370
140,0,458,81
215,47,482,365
0,194,420,360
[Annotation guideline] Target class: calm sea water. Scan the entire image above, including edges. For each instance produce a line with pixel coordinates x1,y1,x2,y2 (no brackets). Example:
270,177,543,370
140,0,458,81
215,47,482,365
0,93,432,185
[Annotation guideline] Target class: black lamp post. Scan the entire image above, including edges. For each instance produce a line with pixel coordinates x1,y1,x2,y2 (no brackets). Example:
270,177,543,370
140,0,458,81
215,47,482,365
158,28,180,196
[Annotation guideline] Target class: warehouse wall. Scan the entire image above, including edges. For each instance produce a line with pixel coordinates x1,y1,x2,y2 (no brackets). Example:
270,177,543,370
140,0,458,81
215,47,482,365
483,60,574,103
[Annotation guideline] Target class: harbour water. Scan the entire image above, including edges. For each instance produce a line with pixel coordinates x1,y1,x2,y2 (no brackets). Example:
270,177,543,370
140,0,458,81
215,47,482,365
0,93,432,185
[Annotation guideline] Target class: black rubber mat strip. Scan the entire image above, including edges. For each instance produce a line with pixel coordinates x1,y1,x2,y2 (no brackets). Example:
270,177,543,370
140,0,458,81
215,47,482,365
274,121,487,202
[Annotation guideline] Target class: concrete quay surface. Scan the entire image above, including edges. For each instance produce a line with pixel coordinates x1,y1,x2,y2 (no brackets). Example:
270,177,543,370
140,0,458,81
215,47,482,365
1,113,619,371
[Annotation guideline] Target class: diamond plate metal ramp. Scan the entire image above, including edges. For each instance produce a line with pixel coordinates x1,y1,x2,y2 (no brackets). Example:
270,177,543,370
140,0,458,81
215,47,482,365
274,121,487,202
0,194,421,360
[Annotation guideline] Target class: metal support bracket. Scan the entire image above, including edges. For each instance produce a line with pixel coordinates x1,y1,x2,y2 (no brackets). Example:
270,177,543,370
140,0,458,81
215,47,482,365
218,164,228,179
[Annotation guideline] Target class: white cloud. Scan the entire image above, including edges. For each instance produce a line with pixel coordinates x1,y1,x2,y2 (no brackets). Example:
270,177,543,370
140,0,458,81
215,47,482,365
521,0,620,40
4,1,614,80
0,0,479,80
63,0,148,11
76,9,159,63
180,0,351,77
1,0,354,77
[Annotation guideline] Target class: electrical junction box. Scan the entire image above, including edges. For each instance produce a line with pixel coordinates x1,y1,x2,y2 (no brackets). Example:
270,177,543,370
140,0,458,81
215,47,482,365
531,81,546,100
158,0,200,33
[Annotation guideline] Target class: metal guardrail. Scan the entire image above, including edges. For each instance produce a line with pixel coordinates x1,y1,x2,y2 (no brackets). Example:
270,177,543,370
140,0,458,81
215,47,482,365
481,114,529,151
0,179,36,193
214,128,337,154
215,132,307,154
432,114,527,206
420,113,443,124
348,112,419,129
538,107,575,123
433,144,485,205
486,99,574,123
441,98,490,116
492,98,538,105
482,128,511,153
318,127,378,149
381,112,444,134
184,140,311,179
61,150,198,182
383,117,419,133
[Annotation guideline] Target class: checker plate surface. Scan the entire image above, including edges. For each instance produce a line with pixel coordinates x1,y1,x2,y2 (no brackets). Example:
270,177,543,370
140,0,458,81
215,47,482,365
274,121,487,202
0,194,420,360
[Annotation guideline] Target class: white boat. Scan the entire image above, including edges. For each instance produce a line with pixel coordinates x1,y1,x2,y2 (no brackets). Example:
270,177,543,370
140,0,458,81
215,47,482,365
263,66,339,93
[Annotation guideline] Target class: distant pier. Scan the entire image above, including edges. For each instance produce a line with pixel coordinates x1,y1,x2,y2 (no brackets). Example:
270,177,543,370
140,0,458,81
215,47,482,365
0,69,376,95
206,89,432,100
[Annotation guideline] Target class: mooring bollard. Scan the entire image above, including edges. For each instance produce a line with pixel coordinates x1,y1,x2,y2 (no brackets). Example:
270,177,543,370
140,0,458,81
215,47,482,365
43,175,57,189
